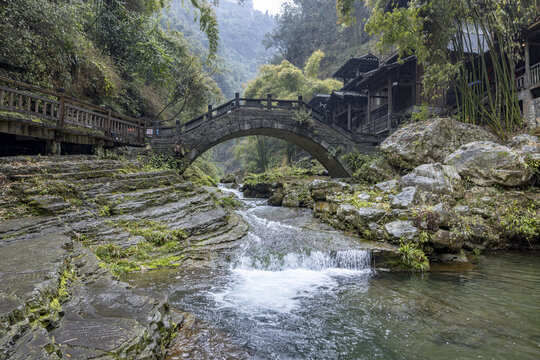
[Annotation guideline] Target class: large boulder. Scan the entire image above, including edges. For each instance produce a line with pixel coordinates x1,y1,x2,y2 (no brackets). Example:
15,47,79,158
507,134,540,155
241,181,280,198
391,187,419,209
336,204,386,231
380,118,497,169
375,180,398,192
220,174,236,184
445,141,533,187
432,202,453,228
384,220,418,242
399,163,462,195
309,179,350,201
366,156,398,182
431,229,464,252
282,186,313,208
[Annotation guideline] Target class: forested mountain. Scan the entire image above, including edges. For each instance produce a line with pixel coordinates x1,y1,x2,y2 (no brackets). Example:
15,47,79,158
265,0,371,78
164,0,276,98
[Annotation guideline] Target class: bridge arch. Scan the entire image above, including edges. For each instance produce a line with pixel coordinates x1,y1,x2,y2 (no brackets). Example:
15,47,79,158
188,128,350,177
152,101,378,178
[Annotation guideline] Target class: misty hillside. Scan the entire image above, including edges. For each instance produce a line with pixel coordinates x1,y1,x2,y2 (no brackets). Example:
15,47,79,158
164,0,276,98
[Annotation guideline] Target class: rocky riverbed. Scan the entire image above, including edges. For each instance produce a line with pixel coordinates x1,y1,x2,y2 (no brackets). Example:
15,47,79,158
0,118,538,358
0,153,248,358
238,118,540,268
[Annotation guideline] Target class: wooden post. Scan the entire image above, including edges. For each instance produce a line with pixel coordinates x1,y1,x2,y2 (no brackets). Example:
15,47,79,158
387,77,393,132
347,103,352,131
207,104,213,120
235,92,240,107
267,94,272,109
137,117,142,143
525,39,531,89
106,107,112,137
57,89,65,128
367,89,372,132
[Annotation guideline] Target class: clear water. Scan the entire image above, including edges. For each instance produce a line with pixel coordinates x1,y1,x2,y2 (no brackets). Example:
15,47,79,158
125,185,540,359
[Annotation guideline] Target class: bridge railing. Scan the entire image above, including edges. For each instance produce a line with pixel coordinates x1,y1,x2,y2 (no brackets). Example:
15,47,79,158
0,76,147,145
178,95,308,134
174,93,360,142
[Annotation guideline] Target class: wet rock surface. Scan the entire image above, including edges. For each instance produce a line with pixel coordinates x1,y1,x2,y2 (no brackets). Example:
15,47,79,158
380,118,497,170
445,141,533,186
0,154,249,358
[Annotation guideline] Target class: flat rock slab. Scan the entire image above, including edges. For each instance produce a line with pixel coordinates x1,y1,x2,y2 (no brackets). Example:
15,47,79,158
0,233,70,320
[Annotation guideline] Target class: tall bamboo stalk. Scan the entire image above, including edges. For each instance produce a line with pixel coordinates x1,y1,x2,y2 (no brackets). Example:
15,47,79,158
449,0,539,138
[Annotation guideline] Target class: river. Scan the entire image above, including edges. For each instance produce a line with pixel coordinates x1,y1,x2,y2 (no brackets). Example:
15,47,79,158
124,185,540,359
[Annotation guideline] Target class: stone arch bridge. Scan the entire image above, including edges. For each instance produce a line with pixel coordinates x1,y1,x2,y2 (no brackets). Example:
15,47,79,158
151,95,382,178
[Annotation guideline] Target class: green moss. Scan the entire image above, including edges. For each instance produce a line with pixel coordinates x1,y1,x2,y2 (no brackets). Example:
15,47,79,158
58,268,77,300
335,191,391,212
109,219,187,246
98,204,114,217
525,154,540,178
93,220,190,275
217,196,241,209
28,264,77,330
101,254,186,275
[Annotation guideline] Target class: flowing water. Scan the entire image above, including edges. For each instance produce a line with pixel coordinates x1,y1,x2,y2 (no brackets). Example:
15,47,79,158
125,184,540,359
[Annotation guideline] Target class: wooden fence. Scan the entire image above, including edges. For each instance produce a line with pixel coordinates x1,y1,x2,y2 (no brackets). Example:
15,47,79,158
0,76,146,145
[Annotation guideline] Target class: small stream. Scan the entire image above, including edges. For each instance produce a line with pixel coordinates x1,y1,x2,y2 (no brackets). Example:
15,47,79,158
125,185,540,359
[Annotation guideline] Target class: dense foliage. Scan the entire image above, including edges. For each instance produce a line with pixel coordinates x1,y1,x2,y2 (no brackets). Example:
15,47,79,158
0,0,222,123
244,50,342,99
265,0,371,78
337,0,540,138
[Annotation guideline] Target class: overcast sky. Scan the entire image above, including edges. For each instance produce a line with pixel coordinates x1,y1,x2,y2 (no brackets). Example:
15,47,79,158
252,0,288,15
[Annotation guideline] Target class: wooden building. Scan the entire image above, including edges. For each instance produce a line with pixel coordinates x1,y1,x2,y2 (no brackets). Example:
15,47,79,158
516,19,540,128
312,52,450,135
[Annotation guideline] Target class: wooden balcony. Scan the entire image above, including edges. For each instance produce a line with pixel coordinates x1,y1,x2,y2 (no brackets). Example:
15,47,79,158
515,62,540,91
530,62,540,88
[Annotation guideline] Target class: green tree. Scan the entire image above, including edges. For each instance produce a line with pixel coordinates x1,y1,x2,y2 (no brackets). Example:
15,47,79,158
264,0,371,78
244,50,342,99
0,0,221,123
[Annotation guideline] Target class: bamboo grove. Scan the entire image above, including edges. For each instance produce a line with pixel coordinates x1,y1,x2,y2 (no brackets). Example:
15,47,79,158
338,0,540,138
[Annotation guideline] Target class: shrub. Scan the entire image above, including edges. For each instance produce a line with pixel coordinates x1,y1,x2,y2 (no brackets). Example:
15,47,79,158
341,152,379,184
398,239,430,272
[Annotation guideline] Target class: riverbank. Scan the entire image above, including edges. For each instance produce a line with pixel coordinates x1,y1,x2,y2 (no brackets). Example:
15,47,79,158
123,184,540,359
0,152,248,358
237,118,540,270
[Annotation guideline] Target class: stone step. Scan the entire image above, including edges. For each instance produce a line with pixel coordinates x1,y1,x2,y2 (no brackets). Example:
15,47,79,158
1,160,139,179
80,172,181,198
111,185,200,214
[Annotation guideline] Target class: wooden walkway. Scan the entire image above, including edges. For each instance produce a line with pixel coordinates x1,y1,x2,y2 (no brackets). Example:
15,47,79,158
0,77,385,160
0,77,146,148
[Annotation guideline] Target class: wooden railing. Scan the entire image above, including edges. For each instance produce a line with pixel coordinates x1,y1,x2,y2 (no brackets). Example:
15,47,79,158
515,75,525,90
0,76,146,145
371,104,389,133
530,63,540,88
